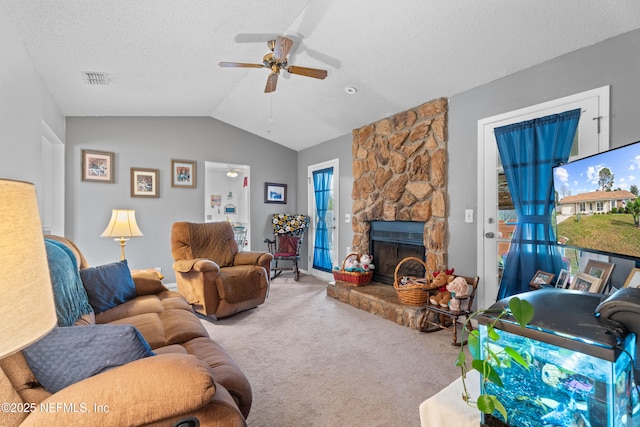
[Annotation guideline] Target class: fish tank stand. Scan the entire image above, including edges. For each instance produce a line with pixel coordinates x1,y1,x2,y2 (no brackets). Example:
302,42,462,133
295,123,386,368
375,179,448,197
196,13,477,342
481,415,508,427
478,289,636,427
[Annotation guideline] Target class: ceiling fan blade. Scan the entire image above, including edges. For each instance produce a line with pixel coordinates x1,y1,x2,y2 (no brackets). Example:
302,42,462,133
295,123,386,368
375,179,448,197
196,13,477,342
264,73,278,93
273,36,293,61
286,66,328,80
219,62,264,68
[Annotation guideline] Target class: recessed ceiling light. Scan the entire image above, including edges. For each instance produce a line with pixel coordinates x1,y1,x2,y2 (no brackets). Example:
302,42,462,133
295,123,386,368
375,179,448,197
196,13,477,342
345,86,357,95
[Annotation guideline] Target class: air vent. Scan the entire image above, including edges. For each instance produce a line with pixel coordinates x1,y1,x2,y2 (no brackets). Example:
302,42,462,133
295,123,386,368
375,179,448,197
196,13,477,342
82,71,110,85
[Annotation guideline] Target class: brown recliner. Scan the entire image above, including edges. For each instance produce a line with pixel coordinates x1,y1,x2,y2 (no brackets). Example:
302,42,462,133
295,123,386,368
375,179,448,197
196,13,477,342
171,221,273,319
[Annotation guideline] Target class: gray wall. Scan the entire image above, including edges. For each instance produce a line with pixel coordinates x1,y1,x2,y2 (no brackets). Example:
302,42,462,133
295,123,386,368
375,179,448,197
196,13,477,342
65,117,297,282
0,10,65,192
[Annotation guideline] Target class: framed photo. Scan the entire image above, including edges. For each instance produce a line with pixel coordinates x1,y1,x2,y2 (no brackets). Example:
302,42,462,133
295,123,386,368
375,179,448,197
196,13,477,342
171,159,196,188
131,168,159,198
81,149,114,183
569,272,603,293
264,182,287,204
529,270,555,289
623,268,640,289
555,269,570,289
583,260,615,288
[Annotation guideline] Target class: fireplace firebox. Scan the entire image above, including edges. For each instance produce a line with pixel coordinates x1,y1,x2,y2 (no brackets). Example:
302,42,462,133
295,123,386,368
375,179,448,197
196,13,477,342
369,221,425,285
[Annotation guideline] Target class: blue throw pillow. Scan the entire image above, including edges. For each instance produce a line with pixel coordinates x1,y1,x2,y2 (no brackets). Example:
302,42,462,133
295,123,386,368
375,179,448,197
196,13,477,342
80,260,137,314
23,324,155,393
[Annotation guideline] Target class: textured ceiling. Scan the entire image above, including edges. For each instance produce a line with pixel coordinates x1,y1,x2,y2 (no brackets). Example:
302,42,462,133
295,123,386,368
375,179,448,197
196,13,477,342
2,1,640,151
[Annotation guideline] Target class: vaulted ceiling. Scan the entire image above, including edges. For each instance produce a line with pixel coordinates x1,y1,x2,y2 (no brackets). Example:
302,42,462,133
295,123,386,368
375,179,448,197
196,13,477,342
3,1,640,151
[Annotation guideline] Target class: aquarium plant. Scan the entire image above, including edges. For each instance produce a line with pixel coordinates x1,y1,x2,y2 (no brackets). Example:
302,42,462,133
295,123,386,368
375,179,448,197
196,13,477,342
455,296,535,423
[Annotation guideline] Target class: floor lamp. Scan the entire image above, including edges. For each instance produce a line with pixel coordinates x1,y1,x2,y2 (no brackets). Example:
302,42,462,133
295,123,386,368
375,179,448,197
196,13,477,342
0,179,57,358
101,209,143,260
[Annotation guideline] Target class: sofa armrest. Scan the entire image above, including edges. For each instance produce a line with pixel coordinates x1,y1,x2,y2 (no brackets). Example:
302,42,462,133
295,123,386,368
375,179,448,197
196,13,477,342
173,259,220,274
20,354,216,427
233,251,273,267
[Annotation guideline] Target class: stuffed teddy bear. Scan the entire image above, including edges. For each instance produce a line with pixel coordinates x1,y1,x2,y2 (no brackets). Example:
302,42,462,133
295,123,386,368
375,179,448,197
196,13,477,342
446,276,469,298
359,254,375,272
429,272,453,307
344,256,361,271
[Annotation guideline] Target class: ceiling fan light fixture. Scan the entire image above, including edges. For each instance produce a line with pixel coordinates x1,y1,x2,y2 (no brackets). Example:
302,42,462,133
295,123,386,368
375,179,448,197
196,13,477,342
226,169,239,178
219,35,328,93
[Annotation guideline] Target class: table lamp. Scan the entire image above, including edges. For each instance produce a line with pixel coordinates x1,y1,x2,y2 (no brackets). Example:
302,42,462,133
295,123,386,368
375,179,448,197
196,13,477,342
0,179,57,357
100,209,143,260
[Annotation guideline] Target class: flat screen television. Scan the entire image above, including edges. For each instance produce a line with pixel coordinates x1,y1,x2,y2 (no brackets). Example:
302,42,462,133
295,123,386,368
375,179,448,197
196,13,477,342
553,140,640,260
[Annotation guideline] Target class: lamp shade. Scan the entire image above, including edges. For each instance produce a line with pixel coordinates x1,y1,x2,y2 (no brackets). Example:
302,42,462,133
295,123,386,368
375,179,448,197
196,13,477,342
100,209,143,238
0,179,56,357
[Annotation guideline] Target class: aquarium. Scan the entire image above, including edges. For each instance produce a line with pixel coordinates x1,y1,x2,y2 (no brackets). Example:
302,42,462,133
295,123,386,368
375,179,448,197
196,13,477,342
478,289,636,426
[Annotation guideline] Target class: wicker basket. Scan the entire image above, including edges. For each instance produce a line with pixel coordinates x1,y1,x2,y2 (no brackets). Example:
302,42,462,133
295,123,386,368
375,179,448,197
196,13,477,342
332,253,373,286
393,257,436,305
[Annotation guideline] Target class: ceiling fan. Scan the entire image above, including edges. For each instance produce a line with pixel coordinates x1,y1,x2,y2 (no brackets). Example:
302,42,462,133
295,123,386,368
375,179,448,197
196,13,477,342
219,36,328,93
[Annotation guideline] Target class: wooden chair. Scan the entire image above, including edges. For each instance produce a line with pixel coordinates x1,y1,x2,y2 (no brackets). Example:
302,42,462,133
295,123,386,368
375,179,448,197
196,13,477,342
422,275,480,346
264,214,310,281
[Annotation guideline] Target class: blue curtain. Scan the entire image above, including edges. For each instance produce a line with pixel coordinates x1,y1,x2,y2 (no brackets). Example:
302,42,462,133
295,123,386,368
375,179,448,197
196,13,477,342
313,167,333,272
496,109,581,299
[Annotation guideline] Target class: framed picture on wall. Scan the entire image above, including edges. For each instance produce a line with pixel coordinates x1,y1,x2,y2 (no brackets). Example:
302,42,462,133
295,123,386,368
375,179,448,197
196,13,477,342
264,182,287,204
131,168,159,198
171,159,196,188
81,149,114,183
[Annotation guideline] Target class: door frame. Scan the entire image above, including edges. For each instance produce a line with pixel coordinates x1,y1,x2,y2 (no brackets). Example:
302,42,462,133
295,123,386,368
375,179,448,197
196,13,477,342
307,158,339,280
476,86,610,309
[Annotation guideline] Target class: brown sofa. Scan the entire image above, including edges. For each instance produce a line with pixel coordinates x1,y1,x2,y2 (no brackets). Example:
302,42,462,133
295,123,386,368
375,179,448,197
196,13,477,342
0,236,251,426
171,221,273,319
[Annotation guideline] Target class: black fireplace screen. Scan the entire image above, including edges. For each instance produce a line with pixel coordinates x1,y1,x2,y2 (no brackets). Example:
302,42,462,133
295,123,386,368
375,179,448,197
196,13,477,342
369,221,425,285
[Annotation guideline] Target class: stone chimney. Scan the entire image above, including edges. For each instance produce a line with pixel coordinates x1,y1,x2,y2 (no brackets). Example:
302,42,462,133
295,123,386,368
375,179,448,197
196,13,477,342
351,97,448,272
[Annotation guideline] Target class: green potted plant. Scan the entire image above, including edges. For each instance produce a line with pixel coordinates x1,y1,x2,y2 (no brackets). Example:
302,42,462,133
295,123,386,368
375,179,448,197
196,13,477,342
455,296,535,425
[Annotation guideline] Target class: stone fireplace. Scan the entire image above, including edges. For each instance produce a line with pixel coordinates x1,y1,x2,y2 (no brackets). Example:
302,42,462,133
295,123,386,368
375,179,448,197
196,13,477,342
351,97,448,274
327,97,448,331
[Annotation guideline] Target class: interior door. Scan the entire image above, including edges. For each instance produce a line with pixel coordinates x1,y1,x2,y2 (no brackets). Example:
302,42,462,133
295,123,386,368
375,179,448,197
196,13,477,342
308,159,339,280
477,87,609,309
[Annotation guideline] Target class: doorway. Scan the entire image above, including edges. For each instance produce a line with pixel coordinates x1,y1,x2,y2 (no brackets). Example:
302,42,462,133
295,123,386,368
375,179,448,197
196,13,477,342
476,86,609,309
308,159,339,280
204,161,251,250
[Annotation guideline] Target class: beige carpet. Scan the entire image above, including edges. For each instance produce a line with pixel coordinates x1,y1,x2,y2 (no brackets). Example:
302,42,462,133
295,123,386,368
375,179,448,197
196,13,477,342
200,274,464,427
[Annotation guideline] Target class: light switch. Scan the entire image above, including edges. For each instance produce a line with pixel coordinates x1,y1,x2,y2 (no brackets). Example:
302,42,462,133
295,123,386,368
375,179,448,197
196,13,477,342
465,209,474,223
345,213,351,223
